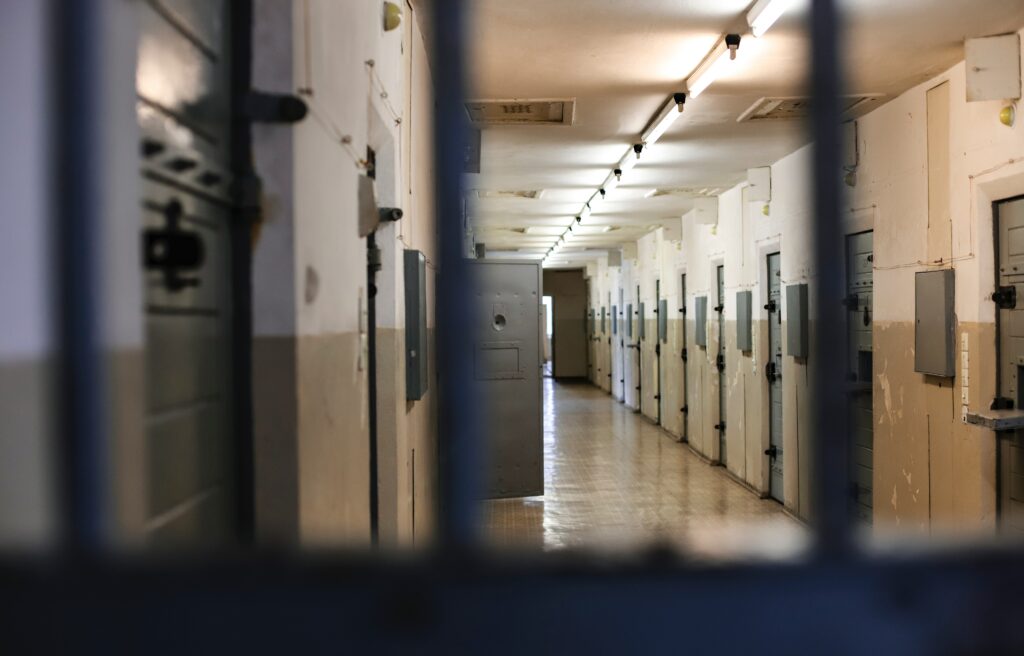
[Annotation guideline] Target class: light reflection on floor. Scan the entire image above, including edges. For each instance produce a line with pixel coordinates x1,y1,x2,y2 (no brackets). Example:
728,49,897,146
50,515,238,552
483,379,807,560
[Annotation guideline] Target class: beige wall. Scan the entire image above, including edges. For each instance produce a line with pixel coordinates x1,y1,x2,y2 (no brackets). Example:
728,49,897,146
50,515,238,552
587,28,1024,533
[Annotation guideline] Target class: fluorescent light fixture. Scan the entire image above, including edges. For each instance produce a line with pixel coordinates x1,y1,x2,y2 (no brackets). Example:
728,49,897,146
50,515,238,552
686,34,741,99
642,93,686,146
747,0,793,37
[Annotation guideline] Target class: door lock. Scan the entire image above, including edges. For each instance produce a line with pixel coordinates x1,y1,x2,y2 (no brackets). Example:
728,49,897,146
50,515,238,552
764,445,778,458
655,343,661,356
765,361,779,383
716,354,725,372
843,293,859,310
714,303,725,313
714,422,726,431
144,199,205,293
764,299,777,313
681,348,688,362
681,405,689,414
992,285,1017,310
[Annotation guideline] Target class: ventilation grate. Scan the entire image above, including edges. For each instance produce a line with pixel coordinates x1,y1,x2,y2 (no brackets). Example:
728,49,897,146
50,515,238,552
737,94,884,122
466,98,576,126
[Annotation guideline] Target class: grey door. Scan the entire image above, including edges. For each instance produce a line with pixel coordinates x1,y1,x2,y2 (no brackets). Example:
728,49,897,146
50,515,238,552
138,0,238,544
655,279,663,425
846,231,874,523
716,265,727,465
680,274,688,441
635,285,643,408
997,199,1024,532
765,253,784,502
472,260,543,498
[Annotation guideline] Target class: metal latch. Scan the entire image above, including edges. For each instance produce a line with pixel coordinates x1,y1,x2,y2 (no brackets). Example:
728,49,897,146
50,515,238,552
765,361,780,383
716,354,725,372
144,199,205,293
992,285,1017,310
764,445,778,458
764,299,777,313
714,422,726,431
843,293,859,310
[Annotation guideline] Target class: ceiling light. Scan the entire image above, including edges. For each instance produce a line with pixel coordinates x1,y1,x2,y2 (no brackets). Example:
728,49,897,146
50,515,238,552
747,0,793,38
686,34,741,99
642,93,686,146
579,203,593,224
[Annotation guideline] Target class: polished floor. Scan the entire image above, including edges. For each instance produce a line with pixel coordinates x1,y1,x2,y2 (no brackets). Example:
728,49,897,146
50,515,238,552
484,379,805,558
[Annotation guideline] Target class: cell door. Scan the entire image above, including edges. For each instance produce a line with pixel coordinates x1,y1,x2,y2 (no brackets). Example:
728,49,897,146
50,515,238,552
766,253,784,502
138,0,239,544
680,274,688,441
655,279,663,425
846,231,874,523
619,288,626,400
635,285,643,408
997,199,1024,532
716,265,727,466
471,260,543,498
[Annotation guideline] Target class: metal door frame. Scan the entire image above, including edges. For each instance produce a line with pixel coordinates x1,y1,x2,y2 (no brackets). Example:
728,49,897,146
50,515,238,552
765,250,783,502
993,195,1024,527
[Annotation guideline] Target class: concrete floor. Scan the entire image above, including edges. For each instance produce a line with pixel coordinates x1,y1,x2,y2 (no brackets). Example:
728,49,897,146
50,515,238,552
484,379,806,559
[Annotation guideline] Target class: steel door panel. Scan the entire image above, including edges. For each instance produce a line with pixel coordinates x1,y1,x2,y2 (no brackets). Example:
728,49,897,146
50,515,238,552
846,231,874,523
145,314,226,412
717,266,726,465
767,253,784,501
472,260,543,498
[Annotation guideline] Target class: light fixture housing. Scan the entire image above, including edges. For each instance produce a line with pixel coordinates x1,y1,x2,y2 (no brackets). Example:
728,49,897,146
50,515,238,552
747,0,793,38
686,34,741,99
579,203,593,224
642,93,686,146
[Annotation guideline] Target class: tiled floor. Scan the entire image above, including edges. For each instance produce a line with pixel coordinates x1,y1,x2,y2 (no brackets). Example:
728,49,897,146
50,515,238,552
484,379,806,558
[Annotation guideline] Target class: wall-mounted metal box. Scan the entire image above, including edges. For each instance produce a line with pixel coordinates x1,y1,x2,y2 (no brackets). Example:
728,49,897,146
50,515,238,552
638,303,646,340
915,269,956,377
404,250,428,401
786,283,808,358
695,296,708,347
625,303,633,338
736,290,753,352
658,299,668,343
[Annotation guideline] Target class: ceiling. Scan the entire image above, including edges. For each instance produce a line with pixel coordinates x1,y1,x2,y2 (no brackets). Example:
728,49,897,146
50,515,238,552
463,0,1024,267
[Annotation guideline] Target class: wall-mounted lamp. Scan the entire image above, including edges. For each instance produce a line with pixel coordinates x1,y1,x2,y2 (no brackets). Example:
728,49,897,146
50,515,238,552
1001,104,1016,128
383,2,403,31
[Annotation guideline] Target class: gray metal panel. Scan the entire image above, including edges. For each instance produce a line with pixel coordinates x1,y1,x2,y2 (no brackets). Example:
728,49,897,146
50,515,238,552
625,304,633,338
638,303,646,340
914,269,955,377
786,283,809,358
767,253,783,502
845,232,873,522
404,250,428,401
997,200,1024,532
695,296,708,347
658,299,668,343
612,305,618,335
601,306,607,334
736,290,752,352
471,259,543,498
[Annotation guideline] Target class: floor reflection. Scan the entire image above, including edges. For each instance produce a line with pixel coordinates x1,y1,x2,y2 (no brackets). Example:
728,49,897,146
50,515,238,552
483,379,806,559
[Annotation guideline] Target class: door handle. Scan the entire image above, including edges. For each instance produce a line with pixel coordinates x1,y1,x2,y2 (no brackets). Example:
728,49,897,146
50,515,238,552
716,354,725,372
764,299,777,313
714,422,726,431
765,361,780,382
993,285,1017,310
764,445,778,458
714,304,724,313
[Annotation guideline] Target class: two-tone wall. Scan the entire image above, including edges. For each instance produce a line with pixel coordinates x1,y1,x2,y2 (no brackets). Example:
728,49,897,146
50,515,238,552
583,28,1024,531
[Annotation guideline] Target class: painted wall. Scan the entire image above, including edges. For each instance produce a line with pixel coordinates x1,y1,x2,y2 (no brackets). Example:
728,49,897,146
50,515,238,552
252,0,438,548
585,28,1024,532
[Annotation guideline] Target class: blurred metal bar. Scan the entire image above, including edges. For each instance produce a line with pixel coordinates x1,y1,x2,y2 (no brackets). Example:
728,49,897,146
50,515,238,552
809,0,852,556
52,0,109,551
431,0,482,548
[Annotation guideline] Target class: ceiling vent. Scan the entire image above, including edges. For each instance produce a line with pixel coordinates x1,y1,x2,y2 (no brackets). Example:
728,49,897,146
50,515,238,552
737,95,883,122
466,98,576,127
476,189,546,200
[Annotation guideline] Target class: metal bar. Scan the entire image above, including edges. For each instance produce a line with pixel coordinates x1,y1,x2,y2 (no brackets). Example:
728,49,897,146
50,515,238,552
52,0,109,552
431,0,481,548
809,0,851,556
229,0,257,544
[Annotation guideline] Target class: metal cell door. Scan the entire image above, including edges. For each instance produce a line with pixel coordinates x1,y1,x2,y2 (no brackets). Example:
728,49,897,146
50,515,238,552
716,265,727,465
472,260,543,498
138,0,238,544
635,285,643,409
846,231,874,523
655,279,663,425
766,253,783,502
997,199,1024,532
680,274,688,441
